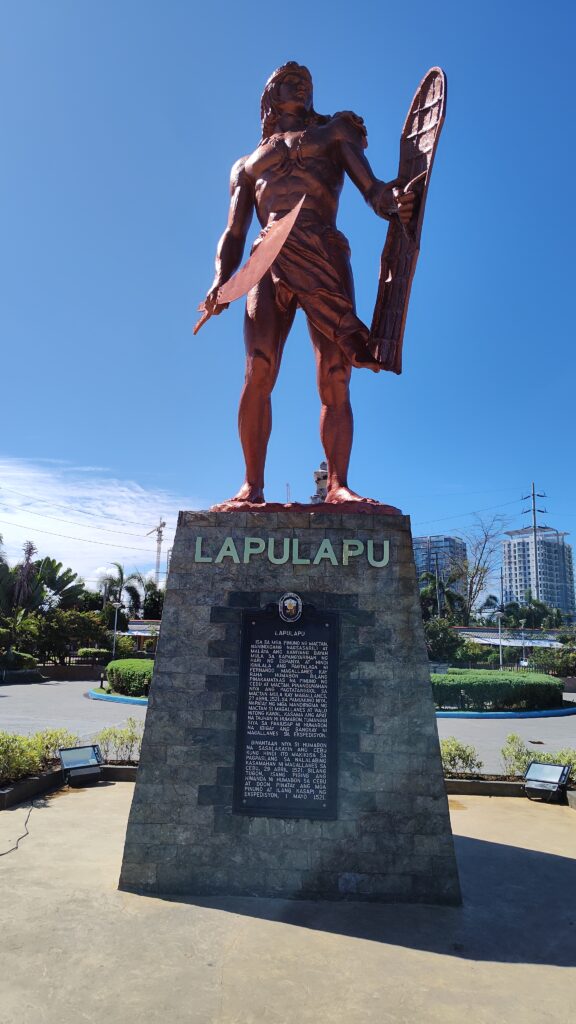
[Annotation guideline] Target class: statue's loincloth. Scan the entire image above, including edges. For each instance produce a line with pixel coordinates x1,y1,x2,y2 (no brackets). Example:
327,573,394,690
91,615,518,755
251,216,373,362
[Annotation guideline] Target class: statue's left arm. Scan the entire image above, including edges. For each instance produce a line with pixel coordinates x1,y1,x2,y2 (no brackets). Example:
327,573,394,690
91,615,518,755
333,111,415,225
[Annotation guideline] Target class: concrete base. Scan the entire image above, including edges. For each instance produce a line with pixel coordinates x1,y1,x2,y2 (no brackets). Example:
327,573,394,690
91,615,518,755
2,784,576,1024
121,506,460,904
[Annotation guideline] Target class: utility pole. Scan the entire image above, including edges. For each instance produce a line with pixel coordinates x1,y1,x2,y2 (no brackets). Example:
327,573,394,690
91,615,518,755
522,483,547,601
434,553,442,617
146,517,166,587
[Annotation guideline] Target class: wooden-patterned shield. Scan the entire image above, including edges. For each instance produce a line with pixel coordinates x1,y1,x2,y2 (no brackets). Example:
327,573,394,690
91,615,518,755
369,67,447,374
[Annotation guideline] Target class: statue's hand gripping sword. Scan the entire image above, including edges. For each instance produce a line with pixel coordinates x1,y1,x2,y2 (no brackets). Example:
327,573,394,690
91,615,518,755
193,195,306,336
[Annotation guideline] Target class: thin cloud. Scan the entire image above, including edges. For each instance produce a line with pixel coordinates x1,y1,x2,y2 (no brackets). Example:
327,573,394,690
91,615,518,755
0,457,199,584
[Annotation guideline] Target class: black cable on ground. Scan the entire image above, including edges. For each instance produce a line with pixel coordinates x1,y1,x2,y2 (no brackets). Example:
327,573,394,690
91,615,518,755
0,801,35,857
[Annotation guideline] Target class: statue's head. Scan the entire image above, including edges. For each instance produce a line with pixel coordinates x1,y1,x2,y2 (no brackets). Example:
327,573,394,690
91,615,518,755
260,62,326,140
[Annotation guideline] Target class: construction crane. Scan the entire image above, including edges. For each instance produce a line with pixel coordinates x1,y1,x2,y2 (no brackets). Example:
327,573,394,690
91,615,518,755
146,517,166,586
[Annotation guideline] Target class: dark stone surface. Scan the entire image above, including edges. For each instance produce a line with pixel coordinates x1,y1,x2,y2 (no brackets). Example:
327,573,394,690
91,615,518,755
119,508,461,903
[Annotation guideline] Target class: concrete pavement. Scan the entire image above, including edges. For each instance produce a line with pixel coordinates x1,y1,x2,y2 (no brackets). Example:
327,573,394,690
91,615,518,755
0,678,147,741
0,784,575,1023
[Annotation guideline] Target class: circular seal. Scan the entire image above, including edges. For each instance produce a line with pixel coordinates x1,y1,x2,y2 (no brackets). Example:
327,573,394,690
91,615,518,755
278,592,303,623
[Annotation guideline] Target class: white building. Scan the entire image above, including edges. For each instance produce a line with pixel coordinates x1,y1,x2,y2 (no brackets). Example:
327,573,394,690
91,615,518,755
502,526,575,618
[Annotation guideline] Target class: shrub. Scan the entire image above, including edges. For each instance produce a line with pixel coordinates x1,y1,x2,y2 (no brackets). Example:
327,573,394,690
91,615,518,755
440,737,483,775
0,732,44,785
110,635,136,659
530,648,576,678
32,728,80,761
105,658,152,697
452,641,518,668
77,647,110,664
501,733,576,779
94,717,144,762
431,670,563,711
0,650,38,670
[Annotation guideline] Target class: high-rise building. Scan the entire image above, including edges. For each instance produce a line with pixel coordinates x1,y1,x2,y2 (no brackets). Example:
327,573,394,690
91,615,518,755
502,526,575,617
412,535,467,590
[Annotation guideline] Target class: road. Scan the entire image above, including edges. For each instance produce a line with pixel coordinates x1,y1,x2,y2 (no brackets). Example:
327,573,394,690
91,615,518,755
0,679,147,744
1,679,575,774
437,699,576,773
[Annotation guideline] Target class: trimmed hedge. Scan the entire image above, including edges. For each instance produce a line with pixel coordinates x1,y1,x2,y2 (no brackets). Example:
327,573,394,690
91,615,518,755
431,669,563,711
77,647,110,664
106,658,153,697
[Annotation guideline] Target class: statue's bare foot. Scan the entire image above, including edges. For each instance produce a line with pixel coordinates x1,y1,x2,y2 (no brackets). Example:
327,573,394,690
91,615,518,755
325,485,379,505
230,482,266,504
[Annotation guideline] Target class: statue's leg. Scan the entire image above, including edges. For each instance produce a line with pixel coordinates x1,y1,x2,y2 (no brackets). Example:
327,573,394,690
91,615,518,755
231,274,296,504
308,320,377,504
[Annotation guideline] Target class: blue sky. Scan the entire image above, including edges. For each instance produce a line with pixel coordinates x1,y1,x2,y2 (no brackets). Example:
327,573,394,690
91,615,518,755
1,1,575,582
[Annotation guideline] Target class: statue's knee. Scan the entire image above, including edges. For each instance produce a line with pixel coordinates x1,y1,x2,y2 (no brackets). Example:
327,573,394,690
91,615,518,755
247,349,275,391
319,362,349,406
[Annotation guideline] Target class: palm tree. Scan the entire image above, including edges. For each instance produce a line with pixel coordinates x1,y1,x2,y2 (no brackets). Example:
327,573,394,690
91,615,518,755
419,571,465,622
99,562,142,617
124,571,164,619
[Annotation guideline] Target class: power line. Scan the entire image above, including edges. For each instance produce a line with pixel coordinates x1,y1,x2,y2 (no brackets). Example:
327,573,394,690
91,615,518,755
0,484,177,530
0,501,154,538
0,516,155,551
413,497,523,528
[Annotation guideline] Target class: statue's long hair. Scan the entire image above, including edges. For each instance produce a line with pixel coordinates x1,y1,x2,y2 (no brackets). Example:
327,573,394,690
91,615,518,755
260,62,329,142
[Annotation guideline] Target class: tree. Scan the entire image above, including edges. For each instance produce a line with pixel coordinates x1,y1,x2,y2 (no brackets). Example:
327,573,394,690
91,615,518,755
34,558,85,610
0,608,39,653
424,618,462,662
446,517,504,626
75,588,105,612
419,571,464,622
99,562,141,617
12,542,44,611
121,571,165,619
35,610,110,665
500,591,564,629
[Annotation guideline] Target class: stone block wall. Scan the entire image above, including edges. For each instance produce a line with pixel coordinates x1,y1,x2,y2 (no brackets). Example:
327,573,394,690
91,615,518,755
119,507,461,904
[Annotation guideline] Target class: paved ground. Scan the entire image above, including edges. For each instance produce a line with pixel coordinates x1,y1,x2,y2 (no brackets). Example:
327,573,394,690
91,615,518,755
0,784,574,1024
0,679,147,742
2,679,575,774
437,699,576,772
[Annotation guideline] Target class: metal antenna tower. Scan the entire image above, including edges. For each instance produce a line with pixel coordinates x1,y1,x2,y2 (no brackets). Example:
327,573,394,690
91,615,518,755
146,517,167,586
521,482,547,600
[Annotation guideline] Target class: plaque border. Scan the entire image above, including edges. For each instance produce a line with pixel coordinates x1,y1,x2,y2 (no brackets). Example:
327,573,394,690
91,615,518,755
233,605,339,820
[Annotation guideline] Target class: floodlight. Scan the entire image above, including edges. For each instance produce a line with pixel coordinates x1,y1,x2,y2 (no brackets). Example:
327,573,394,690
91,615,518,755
59,745,104,786
524,761,571,803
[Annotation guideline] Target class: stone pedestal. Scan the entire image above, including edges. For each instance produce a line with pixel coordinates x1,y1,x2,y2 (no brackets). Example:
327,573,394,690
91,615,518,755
119,506,461,904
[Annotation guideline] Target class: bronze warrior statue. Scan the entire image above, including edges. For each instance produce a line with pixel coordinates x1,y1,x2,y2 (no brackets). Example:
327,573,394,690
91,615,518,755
201,62,434,506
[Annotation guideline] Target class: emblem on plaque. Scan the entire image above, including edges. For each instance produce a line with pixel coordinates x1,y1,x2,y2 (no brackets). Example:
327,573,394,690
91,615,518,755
279,592,303,623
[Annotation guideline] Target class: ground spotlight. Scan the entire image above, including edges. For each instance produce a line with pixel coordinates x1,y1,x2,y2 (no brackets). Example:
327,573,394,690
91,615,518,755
524,761,571,803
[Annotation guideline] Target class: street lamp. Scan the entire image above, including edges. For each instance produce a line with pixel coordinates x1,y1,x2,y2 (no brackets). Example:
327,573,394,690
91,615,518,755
494,611,504,671
112,601,122,658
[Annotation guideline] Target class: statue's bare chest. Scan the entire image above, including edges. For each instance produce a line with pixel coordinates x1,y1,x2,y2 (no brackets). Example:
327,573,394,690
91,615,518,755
244,125,339,181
